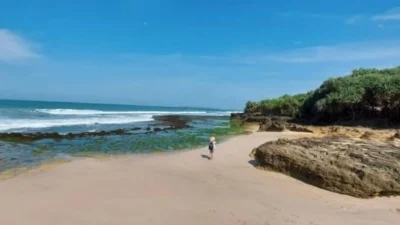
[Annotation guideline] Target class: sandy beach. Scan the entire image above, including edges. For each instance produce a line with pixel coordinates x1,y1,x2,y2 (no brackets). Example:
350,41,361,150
0,131,399,225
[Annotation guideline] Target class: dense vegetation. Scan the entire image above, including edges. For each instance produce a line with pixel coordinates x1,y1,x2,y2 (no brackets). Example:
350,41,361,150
245,93,311,117
244,66,400,125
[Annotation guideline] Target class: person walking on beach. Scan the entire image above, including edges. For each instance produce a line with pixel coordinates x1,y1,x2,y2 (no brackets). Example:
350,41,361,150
208,136,216,160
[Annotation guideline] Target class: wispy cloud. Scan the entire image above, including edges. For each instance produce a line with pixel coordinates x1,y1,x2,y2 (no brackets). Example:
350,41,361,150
117,41,400,66
372,7,400,21
244,41,400,63
345,15,363,25
0,29,41,63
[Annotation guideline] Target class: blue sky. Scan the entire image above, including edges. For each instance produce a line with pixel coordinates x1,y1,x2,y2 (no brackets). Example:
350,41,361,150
1,0,400,109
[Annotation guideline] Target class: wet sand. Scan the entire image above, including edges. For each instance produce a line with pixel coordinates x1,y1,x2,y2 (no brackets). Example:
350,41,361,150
0,132,399,225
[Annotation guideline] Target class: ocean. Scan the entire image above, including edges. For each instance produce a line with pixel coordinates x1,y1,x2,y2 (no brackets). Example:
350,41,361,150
0,99,243,173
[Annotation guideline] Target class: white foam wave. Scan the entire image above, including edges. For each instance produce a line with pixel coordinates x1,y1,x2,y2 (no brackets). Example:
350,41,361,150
35,109,208,115
0,116,153,132
206,111,242,116
34,109,239,116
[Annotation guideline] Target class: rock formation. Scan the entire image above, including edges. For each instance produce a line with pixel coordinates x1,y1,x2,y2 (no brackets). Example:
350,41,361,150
250,135,400,198
153,115,192,129
0,128,134,143
0,115,201,143
258,117,286,131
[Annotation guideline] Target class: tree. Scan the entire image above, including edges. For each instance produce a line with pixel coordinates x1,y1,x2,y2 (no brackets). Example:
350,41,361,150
244,66,400,125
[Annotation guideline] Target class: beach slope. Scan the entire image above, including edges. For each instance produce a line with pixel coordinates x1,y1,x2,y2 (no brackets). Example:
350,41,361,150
0,132,399,225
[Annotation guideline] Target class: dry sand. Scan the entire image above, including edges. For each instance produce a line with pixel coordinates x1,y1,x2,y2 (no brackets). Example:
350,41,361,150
0,132,399,225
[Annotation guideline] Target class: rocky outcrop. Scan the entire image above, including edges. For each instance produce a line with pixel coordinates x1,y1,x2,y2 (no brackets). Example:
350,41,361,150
309,126,399,141
153,115,192,129
0,115,202,143
285,124,314,133
230,113,244,120
0,128,135,143
232,113,291,124
258,117,286,131
257,117,313,133
360,131,381,140
244,115,269,123
250,135,400,198
257,118,400,142
394,132,400,139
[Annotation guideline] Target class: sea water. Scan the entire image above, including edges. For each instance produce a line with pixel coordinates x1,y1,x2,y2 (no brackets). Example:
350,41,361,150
0,99,242,173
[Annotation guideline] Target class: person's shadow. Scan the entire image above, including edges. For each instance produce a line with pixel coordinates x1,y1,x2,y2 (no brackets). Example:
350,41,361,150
201,154,211,160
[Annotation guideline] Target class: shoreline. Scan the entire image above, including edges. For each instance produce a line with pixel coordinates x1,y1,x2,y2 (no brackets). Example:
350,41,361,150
0,120,256,180
0,115,247,173
0,131,252,182
0,131,399,225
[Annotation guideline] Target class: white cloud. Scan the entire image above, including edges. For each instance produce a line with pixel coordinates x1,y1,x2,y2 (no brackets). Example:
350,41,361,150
255,41,400,63
345,15,363,25
122,41,400,66
116,41,400,67
0,29,40,63
372,7,400,21
82,40,400,66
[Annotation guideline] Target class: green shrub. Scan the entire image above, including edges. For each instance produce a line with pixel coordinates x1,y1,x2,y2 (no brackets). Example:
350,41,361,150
302,66,400,123
244,66,400,124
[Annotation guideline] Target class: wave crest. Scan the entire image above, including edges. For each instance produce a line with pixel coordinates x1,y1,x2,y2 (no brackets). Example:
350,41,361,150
0,116,154,131
34,109,239,116
35,109,209,115
0,109,241,131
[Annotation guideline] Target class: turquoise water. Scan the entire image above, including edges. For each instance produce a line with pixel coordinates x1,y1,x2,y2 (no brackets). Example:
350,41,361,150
0,99,242,172
0,99,236,133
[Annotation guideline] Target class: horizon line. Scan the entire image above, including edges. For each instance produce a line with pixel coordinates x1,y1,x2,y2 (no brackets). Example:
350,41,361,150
0,98,240,111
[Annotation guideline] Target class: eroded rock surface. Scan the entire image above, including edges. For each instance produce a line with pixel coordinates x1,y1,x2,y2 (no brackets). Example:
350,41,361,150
0,129,132,143
258,118,286,131
251,135,400,198
153,115,192,129
257,118,400,141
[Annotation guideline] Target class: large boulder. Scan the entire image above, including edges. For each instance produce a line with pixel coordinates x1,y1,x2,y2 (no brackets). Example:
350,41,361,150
250,135,400,198
258,117,286,131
